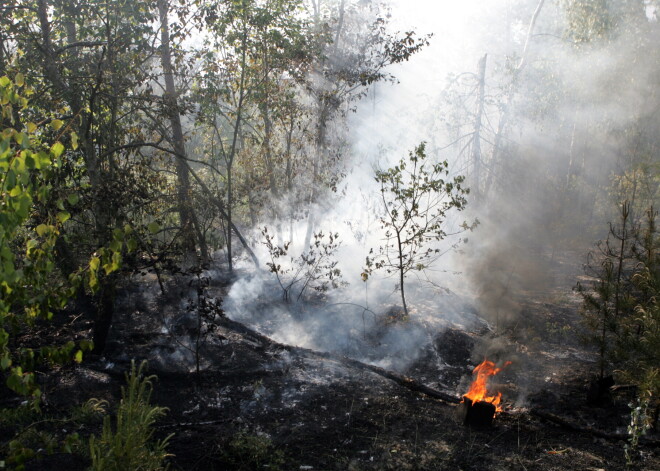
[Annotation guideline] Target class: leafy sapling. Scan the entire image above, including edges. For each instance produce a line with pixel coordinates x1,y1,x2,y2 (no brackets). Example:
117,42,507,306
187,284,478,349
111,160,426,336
262,227,346,303
366,142,476,317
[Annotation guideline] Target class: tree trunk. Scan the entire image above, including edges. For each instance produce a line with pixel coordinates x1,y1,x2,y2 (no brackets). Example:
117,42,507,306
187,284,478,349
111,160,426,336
483,0,545,198
186,162,259,267
158,0,196,266
471,54,487,201
397,231,409,317
92,277,116,355
304,104,329,249
37,0,118,354
227,164,233,271
223,26,249,272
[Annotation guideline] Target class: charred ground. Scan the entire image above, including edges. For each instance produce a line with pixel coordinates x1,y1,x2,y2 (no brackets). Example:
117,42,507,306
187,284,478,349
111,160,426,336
7,252,659,471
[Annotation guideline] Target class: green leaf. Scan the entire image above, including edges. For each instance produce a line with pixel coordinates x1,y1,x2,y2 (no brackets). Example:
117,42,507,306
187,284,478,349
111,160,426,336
14,132,26,146
74,350,83,363
14,73,24,87
109,239,122,252
70,131,78,150
35,224,50,237
148,222,160,234
57,211,71,224
50,142,64,158
89,273,99,292
26,122,37,133
126,238,138,253
14,193,32,219
0,76,9,87
89,257,100,272
6,169,16,188
24,152,35,168
50,119,63,131
104,252,122,275
67,193,79,206
35,150,51,169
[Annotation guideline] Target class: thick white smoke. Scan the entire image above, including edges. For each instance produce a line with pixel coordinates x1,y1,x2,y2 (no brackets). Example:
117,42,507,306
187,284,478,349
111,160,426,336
223,0,659,380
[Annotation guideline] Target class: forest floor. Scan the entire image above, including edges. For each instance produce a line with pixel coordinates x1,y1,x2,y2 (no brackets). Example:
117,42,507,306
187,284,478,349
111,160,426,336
10,251,660,470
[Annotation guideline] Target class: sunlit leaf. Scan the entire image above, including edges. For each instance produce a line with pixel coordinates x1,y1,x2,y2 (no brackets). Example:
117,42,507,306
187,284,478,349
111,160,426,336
36,224,49,237
57,211,71,224
50,142,64,158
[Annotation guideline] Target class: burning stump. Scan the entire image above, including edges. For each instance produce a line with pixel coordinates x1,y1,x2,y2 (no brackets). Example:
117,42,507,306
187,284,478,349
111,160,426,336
457,396,497,427
458,358,512,427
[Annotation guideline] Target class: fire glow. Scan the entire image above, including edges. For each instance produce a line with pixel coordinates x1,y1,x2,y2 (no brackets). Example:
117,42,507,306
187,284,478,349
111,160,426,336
463,358,512,413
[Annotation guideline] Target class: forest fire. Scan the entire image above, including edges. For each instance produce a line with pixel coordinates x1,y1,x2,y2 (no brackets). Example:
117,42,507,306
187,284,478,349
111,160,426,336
459,359,512,427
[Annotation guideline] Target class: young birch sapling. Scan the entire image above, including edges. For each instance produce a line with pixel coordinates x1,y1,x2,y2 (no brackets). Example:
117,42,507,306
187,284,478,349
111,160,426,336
364,142,475,317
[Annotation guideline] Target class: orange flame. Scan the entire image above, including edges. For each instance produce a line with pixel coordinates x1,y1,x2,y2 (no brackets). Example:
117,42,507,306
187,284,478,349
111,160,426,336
463,358,512,412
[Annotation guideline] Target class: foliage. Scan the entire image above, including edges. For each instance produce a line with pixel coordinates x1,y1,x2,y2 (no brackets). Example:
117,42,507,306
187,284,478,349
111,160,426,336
0,74,98,408
624,396,653,467
579,205,659,378
263,226,345,303
221,431,284,471
89,360,171,471
366,142,475,316
579,204,659,462
165,272,224,377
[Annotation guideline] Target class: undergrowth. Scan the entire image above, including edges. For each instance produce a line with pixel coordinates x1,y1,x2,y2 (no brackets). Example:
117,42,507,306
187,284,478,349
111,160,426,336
89,360,172,471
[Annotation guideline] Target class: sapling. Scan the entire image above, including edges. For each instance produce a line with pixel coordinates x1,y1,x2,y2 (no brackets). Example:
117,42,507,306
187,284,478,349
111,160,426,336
262,227,346,303
365,142,475,317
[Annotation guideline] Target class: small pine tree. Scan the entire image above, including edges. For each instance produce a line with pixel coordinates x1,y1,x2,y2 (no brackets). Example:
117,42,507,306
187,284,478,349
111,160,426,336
89,361,172,471
579,205,660,462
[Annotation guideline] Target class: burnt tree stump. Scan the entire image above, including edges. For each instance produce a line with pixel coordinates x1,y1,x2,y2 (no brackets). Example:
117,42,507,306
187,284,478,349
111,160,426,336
457,396,496,427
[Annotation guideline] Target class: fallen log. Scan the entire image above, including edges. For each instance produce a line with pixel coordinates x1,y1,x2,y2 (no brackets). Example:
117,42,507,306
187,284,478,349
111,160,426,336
530,409,660,446
219,315,462,404
221,315,660,444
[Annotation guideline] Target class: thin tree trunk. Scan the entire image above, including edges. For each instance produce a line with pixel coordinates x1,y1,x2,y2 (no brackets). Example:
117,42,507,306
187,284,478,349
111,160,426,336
223,26,249,272
186,162,259,267
38,0,118,354
158,0,196,266
304,0,345,249
613,201,630,321
397,230,409,317
304,105,329,249
0,30,5,76
227,165,233,271
92,276,116,354
472,54,487,201
483,0,545,198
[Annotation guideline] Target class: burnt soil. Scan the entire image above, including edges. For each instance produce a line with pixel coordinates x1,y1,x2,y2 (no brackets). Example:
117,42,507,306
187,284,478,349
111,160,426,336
5,253,659,471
